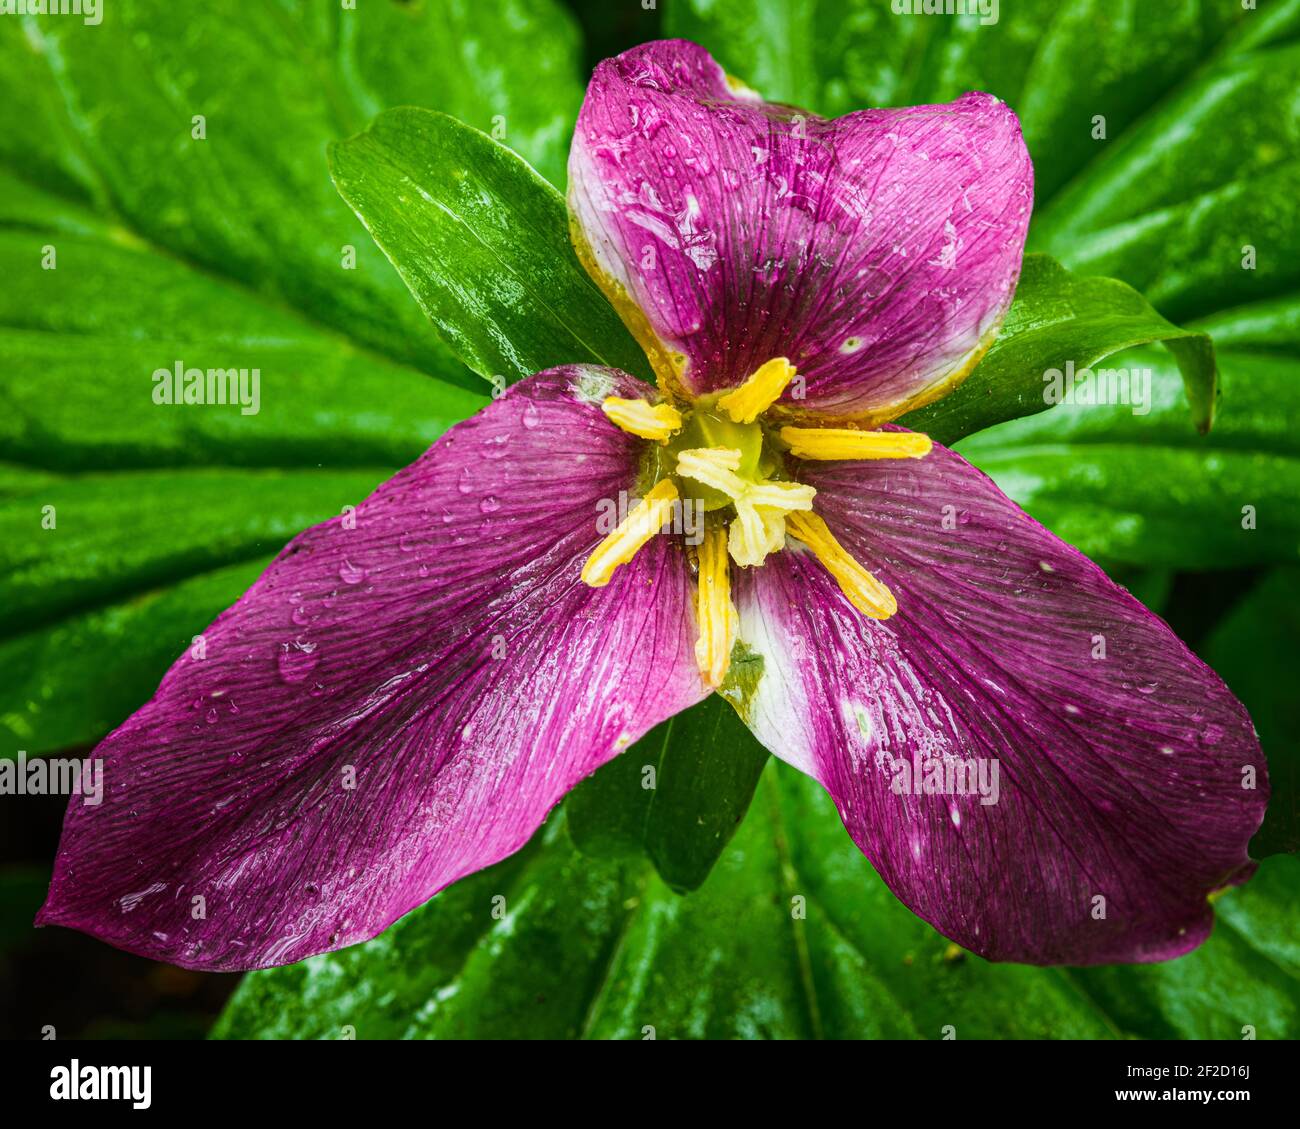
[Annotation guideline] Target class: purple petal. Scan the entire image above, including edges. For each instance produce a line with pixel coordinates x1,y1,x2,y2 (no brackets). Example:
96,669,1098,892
731,439,1266,964
569,40,1032,421
38,367,705,971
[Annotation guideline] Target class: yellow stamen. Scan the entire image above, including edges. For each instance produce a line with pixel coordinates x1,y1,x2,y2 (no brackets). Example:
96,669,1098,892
675,447,815,567
601,397,683,442
581,479,680,587
717,358,796,424
785,511,896,619
779,427,933,461
674,447,745,496
694,524,737,689
728,504,790,568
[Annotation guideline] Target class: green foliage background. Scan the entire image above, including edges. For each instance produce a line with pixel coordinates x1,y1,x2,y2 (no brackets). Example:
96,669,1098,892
0,0,1297,1039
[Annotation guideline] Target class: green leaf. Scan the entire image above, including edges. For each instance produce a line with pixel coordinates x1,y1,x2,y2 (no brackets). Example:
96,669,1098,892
1032,35,1300,323
956,295,1300,570
0,0,585,376
899,254,1217,445
1070,855,1300,1039
1199,568,1300,858
213,762,1300,1040
0,0,598,754
566,694,769,892
0,229,486,473
0,558,268,754
0,468,390,648
0,220,485,755
328,107,651,385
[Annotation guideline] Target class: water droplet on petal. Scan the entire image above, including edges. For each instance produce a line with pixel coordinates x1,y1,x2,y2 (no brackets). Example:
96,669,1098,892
339,559,366,585
277,639,320,683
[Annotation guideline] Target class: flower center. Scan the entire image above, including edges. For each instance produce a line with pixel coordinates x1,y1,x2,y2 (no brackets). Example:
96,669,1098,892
664,400,767,512
582,358,933,689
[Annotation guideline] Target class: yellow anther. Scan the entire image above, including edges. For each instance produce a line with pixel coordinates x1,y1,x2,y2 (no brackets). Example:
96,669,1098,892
717,358,796,424
675,447,745,496
601,397,684,442
694,524,737,689
675,446,814,568
728,504,790,567
581,479,680,587
785,511,896,619
779,427,933,461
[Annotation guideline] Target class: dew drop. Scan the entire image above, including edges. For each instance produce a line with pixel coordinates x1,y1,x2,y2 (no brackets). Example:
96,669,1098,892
277,639,320,684
479,495,502,514
338,559,366,585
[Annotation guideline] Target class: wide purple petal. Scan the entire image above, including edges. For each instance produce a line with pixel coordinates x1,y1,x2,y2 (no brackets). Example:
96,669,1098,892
569,40,1032,421
38,367,705,971
730,439,1266,965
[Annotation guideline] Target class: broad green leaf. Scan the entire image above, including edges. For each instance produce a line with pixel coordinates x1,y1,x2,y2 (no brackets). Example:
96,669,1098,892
566,694,769,892
1033,37,1300,322
0,220,485,756
957,295,1300,571
899,254,1217,444
1199,568,1300,858
214,762,1300,1040
0,229,486,473
0,0,585,375
0,558,268,754
329,108,651,385
1070,856,1300,1038
281,0,584,190
0,470,392,639
0,0,605,755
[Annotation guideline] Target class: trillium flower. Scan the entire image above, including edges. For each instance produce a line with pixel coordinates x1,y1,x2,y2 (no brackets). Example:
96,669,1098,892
39,41,1266,971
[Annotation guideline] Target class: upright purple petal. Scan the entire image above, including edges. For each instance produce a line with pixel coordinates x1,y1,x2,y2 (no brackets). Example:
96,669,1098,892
38,367,705,971
730,439,1266,965
569,40,1032,421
